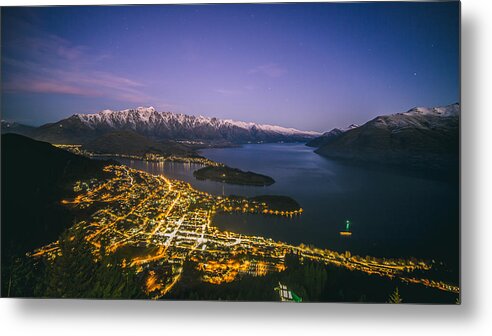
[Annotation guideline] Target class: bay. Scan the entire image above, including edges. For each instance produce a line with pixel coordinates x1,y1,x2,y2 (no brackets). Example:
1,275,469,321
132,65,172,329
115,143,459,272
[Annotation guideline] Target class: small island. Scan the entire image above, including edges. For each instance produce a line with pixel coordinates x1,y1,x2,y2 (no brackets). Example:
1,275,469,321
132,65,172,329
193,166,275,186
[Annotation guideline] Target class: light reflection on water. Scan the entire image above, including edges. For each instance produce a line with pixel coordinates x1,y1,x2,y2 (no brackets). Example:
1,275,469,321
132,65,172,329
112,143,459,272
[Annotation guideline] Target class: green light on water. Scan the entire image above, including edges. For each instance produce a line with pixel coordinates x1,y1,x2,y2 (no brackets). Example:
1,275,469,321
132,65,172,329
346,220,350,231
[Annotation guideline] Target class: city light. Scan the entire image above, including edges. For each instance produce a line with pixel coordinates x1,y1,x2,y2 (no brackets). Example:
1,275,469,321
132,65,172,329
29,165,459,299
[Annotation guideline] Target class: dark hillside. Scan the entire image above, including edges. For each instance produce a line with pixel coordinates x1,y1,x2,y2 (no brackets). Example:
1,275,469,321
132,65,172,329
83,130,193,156
1,133,111,289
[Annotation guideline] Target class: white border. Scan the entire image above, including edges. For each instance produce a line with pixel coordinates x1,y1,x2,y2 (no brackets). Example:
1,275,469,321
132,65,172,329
2,0,492,335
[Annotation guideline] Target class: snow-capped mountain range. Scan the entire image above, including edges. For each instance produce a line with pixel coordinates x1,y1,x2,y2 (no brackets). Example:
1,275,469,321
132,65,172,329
75,106,319,138
23,107,320,145
1,103,460,170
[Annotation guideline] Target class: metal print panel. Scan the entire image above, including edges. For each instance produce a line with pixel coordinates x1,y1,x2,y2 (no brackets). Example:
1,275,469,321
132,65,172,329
0,1,460,303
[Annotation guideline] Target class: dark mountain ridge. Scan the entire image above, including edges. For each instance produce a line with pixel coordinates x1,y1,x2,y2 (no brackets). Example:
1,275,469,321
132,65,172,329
306,128,345,147
314,103,460,173
1,120,35,137
83,130,194,156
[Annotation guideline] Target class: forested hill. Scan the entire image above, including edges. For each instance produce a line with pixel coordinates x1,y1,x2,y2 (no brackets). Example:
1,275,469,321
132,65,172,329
1,134,110,270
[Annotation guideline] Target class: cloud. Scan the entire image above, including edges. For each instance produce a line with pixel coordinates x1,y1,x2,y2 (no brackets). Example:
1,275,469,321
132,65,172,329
5,78,99,96
3,57,153,103
154,101,185,112
249,63,287,78
56,44,88,61
213,88,243,96
2,16,155,105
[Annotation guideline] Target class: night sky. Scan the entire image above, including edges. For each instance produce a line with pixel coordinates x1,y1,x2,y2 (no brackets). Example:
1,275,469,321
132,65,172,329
1,2,459,131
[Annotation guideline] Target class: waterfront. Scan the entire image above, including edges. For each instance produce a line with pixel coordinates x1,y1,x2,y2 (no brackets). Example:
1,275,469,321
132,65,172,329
116,143,459,278
31,165,458,300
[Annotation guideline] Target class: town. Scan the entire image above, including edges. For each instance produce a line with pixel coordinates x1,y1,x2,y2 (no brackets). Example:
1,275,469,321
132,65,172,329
53,144,222,167
30,165,460,299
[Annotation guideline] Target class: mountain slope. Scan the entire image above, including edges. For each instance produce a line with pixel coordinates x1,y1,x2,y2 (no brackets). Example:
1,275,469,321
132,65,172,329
306,128,344,147
83,130,193,156
31,107,320,145
1,134,111,272
1,120,35,137
307,124,360,147
315,103,460,171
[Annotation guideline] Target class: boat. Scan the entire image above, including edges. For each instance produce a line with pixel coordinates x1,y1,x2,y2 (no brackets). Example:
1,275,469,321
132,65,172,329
340,220,352,236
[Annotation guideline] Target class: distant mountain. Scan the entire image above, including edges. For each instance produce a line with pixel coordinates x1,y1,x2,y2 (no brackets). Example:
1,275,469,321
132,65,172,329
29,107,321,145
1,120,35,137
315,103,460,172
83,130,193,156
345,124,360,130
1,134,111,276
307,124,360,147
306,128,344,147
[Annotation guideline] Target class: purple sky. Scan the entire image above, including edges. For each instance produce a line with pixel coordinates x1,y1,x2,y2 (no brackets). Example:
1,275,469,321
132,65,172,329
1,3,459,132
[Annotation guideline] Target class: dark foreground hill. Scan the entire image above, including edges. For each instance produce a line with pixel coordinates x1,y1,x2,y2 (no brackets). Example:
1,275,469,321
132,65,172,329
1,133,110,289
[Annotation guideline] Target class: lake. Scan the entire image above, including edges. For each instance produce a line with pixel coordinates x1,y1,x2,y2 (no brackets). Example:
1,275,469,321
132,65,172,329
115,143,459,273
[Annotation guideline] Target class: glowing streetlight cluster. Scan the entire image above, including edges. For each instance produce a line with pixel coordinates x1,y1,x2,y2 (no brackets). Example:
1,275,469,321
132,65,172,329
29,165,459,299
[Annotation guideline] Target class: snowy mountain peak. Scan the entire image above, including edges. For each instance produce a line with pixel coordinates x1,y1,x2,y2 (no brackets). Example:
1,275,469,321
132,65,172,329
402,103,460,118
345,124,360,131
135,106,156,113
69,106,320,143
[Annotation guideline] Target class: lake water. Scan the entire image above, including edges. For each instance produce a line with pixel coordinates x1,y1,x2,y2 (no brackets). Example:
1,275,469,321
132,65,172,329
115,143,459,272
